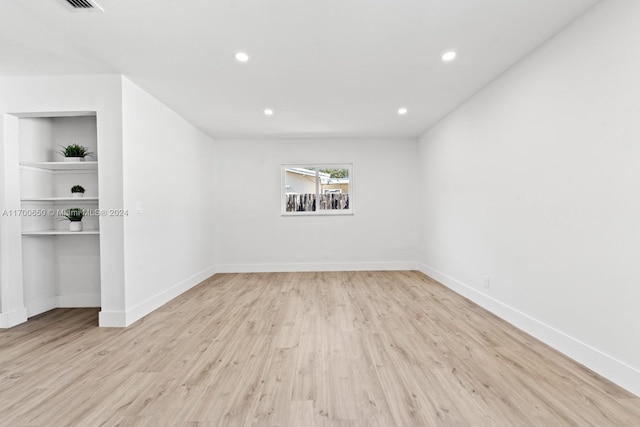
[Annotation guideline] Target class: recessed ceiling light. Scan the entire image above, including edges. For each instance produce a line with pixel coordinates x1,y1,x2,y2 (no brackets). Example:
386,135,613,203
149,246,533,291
398,107,408,115
264,108,274,116
235,52,249,62
442,51,457,62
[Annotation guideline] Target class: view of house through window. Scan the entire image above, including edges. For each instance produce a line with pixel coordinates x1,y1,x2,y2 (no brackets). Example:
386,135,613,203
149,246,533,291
282,164,352,215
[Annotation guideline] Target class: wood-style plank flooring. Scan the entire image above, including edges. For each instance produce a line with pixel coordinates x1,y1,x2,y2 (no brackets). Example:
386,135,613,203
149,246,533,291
1,271,639,426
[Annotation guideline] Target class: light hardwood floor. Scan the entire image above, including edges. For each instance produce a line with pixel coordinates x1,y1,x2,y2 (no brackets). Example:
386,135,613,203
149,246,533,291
1,271,639,426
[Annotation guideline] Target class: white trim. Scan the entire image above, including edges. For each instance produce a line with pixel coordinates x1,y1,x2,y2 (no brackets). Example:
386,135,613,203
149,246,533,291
216,261,418,273
281,211,354,217
57,293,100,308
25,296,58,318
122,265,217,327
281,163,353,216
0,307,28,329
417,263,640,397
9,111,96,118
98,310,126,328
24,293,100,318
98,266,216,327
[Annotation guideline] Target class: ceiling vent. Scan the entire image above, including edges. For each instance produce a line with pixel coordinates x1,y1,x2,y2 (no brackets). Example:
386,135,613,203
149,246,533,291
62,0,104,12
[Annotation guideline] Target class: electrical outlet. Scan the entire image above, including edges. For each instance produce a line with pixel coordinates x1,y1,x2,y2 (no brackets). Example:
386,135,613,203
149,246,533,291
483,276,490,289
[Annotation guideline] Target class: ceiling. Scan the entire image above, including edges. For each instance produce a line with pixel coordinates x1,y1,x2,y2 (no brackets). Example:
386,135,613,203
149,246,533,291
0,0,599,139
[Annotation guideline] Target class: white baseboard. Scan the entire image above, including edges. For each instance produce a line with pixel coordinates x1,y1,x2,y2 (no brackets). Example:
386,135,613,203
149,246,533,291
122,265,217,327
98,310,127,328
24,293,100,319
58,293,100,308
417,263,640,398
0,307,28,328
216,261,418,273
25,296,58,318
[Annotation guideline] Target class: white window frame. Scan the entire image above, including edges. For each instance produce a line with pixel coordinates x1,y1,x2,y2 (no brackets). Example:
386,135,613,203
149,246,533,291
281,163,353,216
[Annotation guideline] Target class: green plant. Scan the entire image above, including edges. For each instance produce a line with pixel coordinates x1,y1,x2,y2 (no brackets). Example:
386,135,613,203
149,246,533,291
63,208,84,222
319,168,349,178
58,144,94,158
71,185,85,194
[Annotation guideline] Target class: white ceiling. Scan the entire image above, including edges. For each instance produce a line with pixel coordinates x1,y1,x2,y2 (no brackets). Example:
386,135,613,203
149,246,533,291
0,0,599,139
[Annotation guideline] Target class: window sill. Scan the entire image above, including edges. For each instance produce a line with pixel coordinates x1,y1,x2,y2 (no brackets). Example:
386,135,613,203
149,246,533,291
281,211,354,217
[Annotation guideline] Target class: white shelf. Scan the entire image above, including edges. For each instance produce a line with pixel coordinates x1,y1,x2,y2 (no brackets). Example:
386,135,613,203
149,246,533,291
21,197,99,203
20,161,98,171
16,115,102,320
22,230,100,236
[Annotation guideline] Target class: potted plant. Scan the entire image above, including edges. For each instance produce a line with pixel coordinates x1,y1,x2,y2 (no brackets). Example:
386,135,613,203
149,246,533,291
63,208,84,232
58,144,94,162
71,185,85,198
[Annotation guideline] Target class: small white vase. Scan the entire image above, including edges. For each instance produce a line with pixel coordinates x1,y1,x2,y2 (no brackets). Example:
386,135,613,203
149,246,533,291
64,157,85,162
69,221,83,232
72,193,84,198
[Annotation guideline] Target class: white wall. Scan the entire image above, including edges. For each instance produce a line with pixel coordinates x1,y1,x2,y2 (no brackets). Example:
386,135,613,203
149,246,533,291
121,77,216,325
1,75,217,328
17,118,56,316
214,138,419,272
418,0,640,395
0,75,125,328
0,114,22,327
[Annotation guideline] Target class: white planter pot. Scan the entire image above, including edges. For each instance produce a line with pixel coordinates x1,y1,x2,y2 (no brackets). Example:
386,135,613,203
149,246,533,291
64,157,85,162
72,193,84,198
69,221,83,232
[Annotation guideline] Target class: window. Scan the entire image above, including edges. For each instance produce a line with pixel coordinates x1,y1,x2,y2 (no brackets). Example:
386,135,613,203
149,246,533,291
282,164,353,215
